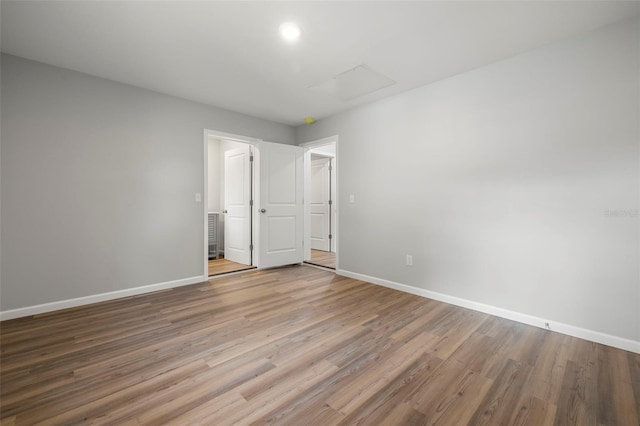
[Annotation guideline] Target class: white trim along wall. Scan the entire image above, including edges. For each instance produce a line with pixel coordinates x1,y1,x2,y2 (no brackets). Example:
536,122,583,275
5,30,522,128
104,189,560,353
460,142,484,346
0,54,295,316
0,275,206,321
297,18,640,354
337,269,640,354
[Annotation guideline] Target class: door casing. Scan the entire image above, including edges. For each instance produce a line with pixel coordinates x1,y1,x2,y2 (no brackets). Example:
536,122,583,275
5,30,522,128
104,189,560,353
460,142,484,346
301,136,339,267
204,130,259,275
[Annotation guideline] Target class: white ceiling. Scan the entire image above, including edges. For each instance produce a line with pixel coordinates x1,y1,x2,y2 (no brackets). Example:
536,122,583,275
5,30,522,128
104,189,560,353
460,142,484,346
1,1,638,126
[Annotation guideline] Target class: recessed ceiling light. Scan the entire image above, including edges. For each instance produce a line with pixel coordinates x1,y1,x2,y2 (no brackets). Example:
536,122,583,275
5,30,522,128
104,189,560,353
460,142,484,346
279,22,301,42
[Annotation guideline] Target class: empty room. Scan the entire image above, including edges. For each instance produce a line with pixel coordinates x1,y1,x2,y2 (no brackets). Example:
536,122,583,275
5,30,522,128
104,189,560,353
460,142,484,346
1,1,639,425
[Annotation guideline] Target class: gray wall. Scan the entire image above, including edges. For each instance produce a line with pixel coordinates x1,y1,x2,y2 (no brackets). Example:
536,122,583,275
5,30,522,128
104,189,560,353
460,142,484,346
0,54,295,311
297,18,640,342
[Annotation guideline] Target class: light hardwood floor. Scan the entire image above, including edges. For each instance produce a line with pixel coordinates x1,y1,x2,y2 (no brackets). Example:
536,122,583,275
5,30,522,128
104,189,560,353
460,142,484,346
208,256,255,276
306,249,336,269
1,265,639,425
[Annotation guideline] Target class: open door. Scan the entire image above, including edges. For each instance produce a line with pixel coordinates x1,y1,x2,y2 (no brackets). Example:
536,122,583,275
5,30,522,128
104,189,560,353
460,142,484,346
310,157,331,251
255,142,304,268
224,145,252,265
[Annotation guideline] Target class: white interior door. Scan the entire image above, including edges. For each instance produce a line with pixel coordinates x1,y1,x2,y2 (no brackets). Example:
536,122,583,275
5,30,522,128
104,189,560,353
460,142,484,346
310,157,331,251
224,145,251,265
256,141,304,268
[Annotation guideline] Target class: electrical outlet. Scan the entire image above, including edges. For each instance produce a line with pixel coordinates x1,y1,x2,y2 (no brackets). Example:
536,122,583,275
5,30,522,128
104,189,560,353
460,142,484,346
406,255,413,266
349,194,355,203
195,193,202,202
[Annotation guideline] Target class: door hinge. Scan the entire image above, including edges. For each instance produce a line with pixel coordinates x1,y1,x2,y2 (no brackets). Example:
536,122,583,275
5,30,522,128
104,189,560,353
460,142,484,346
250,155,254,162
329,165,333,171
250,244,254,251
329,234,333,239
250,199,253,206
328,199,332,205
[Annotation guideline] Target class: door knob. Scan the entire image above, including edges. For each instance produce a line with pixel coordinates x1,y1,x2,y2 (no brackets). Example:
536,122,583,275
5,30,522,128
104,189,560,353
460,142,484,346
260,209,267,213
223,210,228,213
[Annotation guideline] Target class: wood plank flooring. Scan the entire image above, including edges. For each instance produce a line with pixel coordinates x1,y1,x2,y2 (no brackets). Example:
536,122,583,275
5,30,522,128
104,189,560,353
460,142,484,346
306,249,336,269
1,265,639,425
208,256,256,276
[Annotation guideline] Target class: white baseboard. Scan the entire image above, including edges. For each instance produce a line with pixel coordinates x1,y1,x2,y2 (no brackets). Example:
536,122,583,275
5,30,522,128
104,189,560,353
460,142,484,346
4,267,638,354
0,275,207,321
336,269,640,354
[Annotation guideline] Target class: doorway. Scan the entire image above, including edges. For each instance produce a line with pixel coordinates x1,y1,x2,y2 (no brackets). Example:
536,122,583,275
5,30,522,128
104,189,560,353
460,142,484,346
302,136,338,270
206,134,257,277
204,131,306,277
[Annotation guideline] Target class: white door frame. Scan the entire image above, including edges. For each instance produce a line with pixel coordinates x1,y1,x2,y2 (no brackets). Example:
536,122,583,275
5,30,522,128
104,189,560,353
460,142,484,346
203,129,260,276
301,135,339,269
